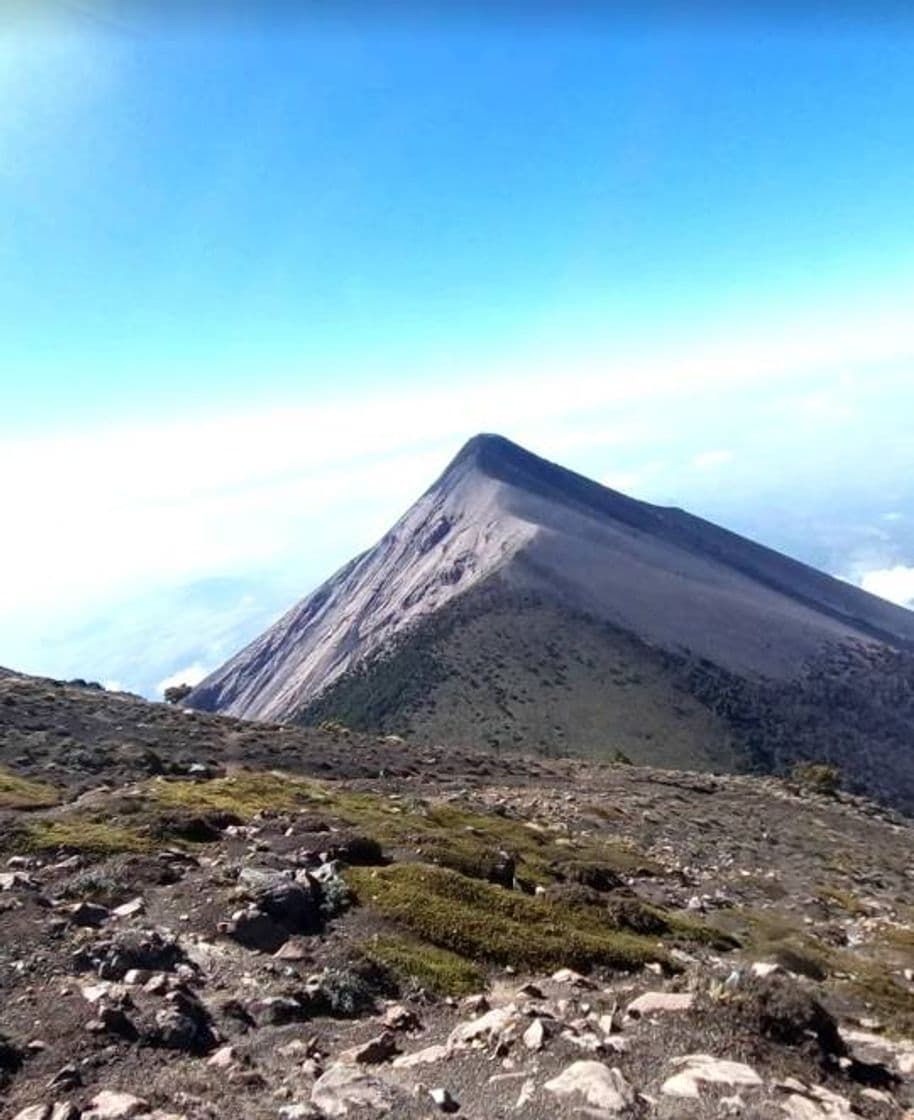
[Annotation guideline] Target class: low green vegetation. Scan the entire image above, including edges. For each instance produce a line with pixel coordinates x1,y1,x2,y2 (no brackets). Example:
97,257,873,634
334,794,657,886
712,907,839,981
713,905,914,1034
790,762,842,796
61,867,133,906
840,963,914,1037
0,767,60,810
152,770,326,817
363,934,485,996
878,923,914,957
348,862,670,974
151,770,657,888
817,884,867,916
21,817,152,854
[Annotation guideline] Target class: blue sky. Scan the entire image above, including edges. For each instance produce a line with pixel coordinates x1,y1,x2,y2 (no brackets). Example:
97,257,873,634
2,3,914,695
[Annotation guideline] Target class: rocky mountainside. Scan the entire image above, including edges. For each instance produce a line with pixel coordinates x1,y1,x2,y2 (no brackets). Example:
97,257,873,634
1,670,913,1119
188,435,914,811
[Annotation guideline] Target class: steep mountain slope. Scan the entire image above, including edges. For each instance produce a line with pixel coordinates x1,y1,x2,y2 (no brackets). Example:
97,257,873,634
189,435,914,807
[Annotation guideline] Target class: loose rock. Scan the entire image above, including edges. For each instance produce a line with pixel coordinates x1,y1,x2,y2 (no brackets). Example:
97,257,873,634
311,1062,394,1117
661,1054,764,1099
544,1060,635,1113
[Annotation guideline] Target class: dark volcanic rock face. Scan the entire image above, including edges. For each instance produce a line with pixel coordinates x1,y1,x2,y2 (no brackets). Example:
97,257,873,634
297,586,914,813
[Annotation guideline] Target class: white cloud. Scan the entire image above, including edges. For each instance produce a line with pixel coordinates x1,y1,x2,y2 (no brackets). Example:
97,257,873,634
156,664,210,696
5,316,908,595
602,460,667,495
2,303,914,679
859,566,914,608
693,449,733,471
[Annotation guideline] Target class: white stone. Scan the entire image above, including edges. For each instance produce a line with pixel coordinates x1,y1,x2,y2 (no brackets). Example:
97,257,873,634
447,1004,522,1050
207,1044,236,1069
0,871,36,891
661,1054,763,1099
112,897,145,919
392,1043,450,1069
781,1095,828,1120
551,968,593,988
544,1060,635,1113
428,1087,458,1111
514,1079,535,1111
751,961,782,978
79,982,112,1004
522,1018,547,1051
51,1106,81,1120
310,1063,392,1117
626,991,694,1017
82,1090,150,1119
12,1106,51,1120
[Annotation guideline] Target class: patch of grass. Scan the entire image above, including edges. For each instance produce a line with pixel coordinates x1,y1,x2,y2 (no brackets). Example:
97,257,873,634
61,867,132,906
347,862,669,974
607,894,736,949
790,762,841,796
363,934,485,996
551,858,625,892
418,837,511,884
0,768,60,810
877,924,914,959
153,771,325,817
711,907,838,981
817,884,867,917
333,795,657,886
22,818,152,854
150,773,656,889
838,963,914,1037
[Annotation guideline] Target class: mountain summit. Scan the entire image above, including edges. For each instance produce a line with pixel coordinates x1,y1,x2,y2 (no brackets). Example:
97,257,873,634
189,434,914,808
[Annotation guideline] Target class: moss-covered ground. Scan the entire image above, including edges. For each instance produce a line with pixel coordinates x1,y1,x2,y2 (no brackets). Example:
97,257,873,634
349,862,696,974
362,934,485,996
0,767,60,809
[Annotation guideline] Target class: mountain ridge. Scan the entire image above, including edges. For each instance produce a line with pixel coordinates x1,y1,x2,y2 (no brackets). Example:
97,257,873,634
442,434,914,650
188,434,914,809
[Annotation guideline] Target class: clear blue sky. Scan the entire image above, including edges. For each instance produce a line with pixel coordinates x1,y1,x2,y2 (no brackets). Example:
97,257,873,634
2,4,914,693
5,8,914,429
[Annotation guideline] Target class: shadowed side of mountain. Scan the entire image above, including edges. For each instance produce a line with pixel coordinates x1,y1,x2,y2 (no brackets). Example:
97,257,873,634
439,435,914,652
296,581,914,812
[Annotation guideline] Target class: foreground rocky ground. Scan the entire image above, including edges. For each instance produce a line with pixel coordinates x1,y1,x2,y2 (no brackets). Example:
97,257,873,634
1,672,913,1119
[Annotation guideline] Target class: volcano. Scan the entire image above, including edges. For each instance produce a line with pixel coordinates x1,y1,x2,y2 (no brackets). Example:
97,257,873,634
189,434,914,808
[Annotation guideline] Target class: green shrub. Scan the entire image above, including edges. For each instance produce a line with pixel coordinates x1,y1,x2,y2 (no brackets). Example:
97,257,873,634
0,768,60,810
790,762,841,796
347,862,668,974
364,934,484,996
153,771,323,818
319,966,377,1017
23,818,151,854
